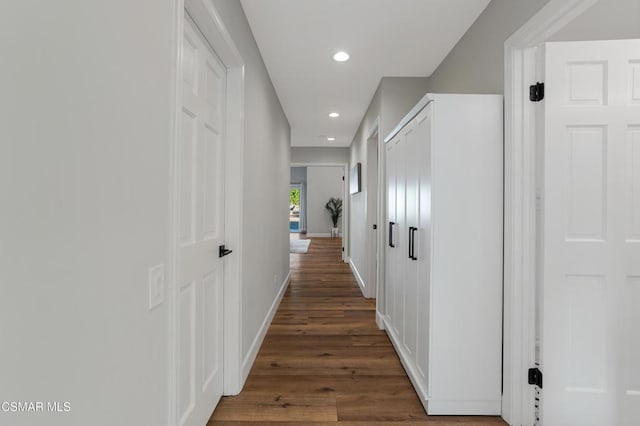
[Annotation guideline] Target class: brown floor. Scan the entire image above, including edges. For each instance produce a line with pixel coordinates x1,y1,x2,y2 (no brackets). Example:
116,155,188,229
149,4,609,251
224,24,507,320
209,236,506,425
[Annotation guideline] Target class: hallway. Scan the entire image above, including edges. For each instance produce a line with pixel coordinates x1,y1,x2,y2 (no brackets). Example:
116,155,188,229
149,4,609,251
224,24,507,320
209,237,505,424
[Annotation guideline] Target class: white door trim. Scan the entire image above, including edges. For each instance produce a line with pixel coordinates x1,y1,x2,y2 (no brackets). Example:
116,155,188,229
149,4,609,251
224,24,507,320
502,0,599,424
169,1,246,423
366,117,387,327
290,162,349,262
365,119,380,300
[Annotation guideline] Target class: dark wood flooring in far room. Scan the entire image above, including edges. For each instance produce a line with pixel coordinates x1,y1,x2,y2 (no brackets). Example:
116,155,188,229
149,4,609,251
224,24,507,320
209,236,506,425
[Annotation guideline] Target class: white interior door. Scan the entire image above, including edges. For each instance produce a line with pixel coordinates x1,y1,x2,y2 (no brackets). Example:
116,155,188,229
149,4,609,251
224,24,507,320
178,15,227,426
541,39,640,426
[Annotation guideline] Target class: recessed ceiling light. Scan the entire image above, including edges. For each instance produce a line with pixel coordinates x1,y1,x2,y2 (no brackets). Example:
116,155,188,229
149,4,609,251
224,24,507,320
327,137,336,141
333,51,350,62
328,112,340,118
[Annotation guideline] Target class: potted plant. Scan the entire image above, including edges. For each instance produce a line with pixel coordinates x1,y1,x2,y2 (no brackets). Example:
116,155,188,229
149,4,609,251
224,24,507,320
325,197,342,237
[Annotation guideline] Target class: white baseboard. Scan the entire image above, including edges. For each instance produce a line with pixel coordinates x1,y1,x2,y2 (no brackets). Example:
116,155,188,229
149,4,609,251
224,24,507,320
241,271,291,382
383,315,429,409
376,311,385,330
348,258,368,298
382,316,500,416
305,233,331,237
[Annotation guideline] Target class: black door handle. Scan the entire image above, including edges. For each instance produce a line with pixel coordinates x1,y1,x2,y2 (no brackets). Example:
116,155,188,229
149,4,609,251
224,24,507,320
219,244,233,258
388,222,395,247
410,227,418,261
408,226,413,259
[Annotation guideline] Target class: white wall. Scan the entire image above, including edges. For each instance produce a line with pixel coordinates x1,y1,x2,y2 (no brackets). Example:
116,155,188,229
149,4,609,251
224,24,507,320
0,1,290,425
211,0,291,368
306,166,344,235
0,1,174,425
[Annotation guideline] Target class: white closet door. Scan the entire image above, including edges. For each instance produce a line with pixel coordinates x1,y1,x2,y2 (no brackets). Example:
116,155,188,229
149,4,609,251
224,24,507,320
414,105,433,391
178,16,226,426
385,139,398,327
393,136,407,337
403,121,419,359
542,39,640,426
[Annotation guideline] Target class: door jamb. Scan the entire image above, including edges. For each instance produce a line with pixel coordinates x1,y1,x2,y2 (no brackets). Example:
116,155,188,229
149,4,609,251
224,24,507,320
366,122,380,300
502,0,598,424
169,1,246,423
366,118,386,322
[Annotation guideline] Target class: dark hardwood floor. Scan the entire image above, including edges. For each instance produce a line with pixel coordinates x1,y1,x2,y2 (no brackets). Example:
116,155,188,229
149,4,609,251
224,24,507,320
209,236,506,425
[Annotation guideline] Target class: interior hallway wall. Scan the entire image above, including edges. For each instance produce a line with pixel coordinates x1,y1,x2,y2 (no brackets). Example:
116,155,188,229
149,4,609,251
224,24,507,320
212,0,291,368
549,0,640,41
1,1,291,425
348,77,430,298
0,1,175,425
306,166,344,235
291,146,350,164
424,0,551,94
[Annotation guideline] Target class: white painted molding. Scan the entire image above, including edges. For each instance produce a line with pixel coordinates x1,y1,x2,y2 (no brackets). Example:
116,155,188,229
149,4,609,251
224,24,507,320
375,311,385,330
502,1,599,425
348,258,367,298
167,2,186,424
241,271,291,381
305,233,332,238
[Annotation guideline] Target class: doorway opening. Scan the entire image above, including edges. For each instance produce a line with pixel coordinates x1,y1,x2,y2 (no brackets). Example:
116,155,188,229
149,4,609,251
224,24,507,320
289,184,303,233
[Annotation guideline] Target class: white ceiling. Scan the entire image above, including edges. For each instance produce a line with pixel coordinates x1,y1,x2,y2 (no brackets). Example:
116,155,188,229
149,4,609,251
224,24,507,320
240,0,490,147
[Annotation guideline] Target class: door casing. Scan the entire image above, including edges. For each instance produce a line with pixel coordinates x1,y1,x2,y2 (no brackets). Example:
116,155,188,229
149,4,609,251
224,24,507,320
503,0,600,424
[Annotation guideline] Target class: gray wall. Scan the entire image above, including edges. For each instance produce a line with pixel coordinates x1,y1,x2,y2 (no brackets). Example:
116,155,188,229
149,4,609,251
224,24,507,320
349,77,430,295
424,0,551,94
0,1,174,425
307,166,344,235
0,1,290,425
550,0,640,41
290,167,307,183
211,0,291,364
291,147,350,164
423,0,639,96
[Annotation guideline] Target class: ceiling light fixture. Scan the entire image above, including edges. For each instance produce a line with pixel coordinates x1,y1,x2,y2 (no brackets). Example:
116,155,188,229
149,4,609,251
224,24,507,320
333,51,350,62
327,137,336,141
328,112,340,118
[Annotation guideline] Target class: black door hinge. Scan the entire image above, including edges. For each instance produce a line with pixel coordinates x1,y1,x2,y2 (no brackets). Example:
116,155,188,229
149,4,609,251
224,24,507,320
373,224,377,230
530,82,544,102
528,367,543,388
342,176,345,181
342,247,344,252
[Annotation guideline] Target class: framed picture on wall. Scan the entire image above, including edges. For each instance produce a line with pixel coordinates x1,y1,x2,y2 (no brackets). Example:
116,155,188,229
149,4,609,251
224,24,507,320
349,163,361,194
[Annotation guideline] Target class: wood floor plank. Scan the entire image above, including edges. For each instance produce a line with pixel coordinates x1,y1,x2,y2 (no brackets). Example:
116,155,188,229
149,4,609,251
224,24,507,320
209,236,505,425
